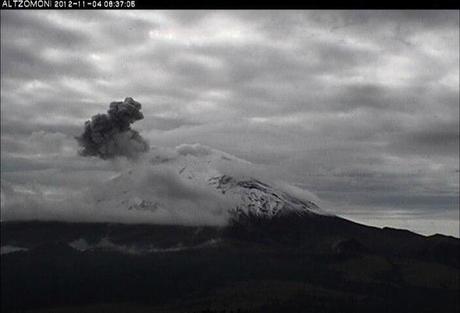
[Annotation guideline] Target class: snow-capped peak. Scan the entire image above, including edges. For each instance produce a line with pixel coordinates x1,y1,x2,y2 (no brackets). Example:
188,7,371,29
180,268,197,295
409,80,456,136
91,144,327,224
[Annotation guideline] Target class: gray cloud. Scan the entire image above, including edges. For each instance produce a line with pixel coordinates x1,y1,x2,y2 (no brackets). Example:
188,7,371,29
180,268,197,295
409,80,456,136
0,11,90,48
388,119,460,156
1,10,458,236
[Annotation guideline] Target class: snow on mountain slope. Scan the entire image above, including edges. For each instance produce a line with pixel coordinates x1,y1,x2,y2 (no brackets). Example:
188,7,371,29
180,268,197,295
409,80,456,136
209,175,322,217
92,144,327,223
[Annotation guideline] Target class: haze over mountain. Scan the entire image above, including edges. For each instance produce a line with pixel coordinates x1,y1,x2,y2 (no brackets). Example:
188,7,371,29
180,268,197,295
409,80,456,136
1,95,458,236
1,11,459,236
1,140,326,225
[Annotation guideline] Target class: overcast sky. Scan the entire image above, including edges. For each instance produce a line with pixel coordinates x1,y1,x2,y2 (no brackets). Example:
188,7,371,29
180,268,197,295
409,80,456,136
1,10,459,236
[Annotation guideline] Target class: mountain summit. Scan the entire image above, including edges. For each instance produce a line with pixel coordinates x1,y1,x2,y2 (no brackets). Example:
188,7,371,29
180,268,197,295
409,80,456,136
92,143,326,223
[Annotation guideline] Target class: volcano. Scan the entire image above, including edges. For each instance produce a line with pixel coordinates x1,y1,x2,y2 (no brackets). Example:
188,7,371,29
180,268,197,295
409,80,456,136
91,144,326,223
1,144,459,313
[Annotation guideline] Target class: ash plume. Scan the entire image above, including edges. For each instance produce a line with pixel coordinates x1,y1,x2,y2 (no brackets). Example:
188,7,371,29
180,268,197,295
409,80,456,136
76,97,149,159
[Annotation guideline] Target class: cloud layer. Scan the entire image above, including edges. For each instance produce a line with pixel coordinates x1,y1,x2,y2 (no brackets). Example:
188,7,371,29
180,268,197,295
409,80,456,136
1,11,458,236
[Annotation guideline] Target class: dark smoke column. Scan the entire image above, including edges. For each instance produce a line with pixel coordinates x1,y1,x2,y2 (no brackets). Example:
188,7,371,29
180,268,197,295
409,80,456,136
76,97,150,159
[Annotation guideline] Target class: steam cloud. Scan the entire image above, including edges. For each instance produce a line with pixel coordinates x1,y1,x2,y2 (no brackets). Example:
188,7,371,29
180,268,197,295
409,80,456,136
1,143,323,226
76,97,149,159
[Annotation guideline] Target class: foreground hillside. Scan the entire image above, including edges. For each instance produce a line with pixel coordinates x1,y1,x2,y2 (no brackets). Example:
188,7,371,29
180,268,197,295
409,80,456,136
1,217,459,313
